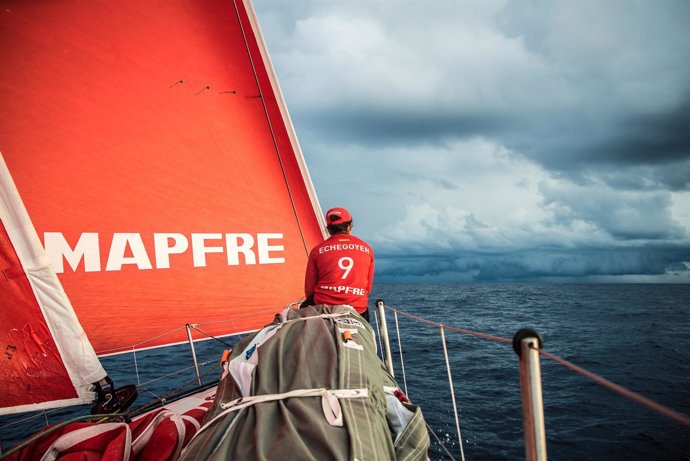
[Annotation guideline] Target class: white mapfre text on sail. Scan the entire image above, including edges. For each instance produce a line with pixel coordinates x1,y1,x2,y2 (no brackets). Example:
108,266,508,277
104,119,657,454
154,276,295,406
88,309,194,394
43,232,286,273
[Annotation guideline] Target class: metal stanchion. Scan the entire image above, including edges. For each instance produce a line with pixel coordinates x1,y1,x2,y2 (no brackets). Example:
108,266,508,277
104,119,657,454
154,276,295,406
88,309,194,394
376,299,395,377
513,328,547,461
186,323,203,386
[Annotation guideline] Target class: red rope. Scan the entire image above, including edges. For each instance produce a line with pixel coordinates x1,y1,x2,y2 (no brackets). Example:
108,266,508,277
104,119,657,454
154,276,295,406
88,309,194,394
538,348,690,428
383,304,513,344
383,303,690,430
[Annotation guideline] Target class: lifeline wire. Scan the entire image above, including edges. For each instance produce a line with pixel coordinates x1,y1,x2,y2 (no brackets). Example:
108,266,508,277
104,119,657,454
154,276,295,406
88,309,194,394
386,305,511,344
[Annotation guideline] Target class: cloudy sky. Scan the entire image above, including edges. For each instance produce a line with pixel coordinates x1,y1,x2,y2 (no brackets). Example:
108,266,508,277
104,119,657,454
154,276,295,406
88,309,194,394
254,0,690,283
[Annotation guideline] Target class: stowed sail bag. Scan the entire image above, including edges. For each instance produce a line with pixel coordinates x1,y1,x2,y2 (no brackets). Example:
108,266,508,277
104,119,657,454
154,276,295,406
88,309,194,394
180,305,429,460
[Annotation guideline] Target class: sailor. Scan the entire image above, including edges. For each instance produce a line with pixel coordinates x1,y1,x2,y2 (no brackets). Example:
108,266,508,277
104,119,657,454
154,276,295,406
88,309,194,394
303,207,375,321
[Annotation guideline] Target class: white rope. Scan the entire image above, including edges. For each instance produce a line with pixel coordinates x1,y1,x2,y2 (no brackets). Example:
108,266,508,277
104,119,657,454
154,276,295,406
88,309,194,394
192,387,369,440
219,388,368,411
132,348,141,386
373,309,384,361
394,311,409,397
440,325,465,461
426,422,458,461
285,312,352,324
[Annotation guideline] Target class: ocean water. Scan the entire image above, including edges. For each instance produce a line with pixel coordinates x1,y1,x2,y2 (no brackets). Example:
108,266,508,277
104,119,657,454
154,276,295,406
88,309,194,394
1,283,689,460
369,283,690,461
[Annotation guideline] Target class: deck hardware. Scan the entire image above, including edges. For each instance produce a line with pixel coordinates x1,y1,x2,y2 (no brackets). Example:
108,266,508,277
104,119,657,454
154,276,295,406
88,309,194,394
186,324,203,386
376,299,395,377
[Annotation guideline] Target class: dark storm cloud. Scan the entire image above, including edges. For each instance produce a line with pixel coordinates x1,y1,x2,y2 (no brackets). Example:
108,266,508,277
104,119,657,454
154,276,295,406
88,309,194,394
506,98,690,186
295,77,690,193
602,101,690,165
270,0,690,192
649,163,690,191
375,247,690,282
296,109,509,147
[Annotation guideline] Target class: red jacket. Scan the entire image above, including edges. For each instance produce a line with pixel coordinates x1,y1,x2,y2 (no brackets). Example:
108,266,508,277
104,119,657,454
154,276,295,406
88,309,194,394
304,233,374,312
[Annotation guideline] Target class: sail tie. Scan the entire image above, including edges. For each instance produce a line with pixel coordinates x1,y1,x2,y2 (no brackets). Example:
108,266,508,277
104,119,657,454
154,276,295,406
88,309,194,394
283,311,354,325
194,387,369,438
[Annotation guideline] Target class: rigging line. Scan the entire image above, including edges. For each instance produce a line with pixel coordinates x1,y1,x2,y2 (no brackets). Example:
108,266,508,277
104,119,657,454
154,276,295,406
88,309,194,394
373,309,384,360
133,348,141,386
171,362,220,393
440,325,466,461
96,326,187,355
0,407,59,430
0,414,125,461
191,325,234,348
393,311,409,397
99,306,275,355
383,304,512,344
141,387,163,401
195,305,285,326
232,0,310,257
539,348,690,429
425,423,457,461
136,361,214,388
133,369,221,416
231,319,245,342
129,326,187,349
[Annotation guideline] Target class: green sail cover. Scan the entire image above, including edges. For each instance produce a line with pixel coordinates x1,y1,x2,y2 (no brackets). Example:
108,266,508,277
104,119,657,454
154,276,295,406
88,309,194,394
181,305,429,460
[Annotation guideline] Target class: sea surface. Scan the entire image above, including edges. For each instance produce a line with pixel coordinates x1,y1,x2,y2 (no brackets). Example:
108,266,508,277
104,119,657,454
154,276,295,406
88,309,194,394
1,283,689,460
370,283,690,461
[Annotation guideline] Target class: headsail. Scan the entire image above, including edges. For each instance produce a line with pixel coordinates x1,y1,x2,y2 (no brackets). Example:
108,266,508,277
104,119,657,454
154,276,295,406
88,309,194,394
0,155,106,415
0,0,324,357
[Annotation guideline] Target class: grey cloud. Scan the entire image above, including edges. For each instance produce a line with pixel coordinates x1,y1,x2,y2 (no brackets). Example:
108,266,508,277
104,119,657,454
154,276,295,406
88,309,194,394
271,0,690,193
650,163,690,191
512,99,690,180
255,0,690,282
296,110,509,148
539,182,687,240
606,102,690,164
584,162,690,192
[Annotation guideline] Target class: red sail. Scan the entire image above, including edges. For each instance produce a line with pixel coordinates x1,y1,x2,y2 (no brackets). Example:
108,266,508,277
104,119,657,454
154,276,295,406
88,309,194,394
0,0,324,355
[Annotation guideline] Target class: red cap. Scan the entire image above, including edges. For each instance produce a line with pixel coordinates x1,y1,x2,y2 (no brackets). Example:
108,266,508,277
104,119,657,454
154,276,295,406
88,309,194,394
325,207,352,225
